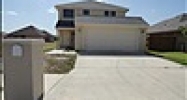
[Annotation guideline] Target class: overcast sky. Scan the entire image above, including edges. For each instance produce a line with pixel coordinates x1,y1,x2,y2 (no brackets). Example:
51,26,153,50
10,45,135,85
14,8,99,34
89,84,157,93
2,0,186,34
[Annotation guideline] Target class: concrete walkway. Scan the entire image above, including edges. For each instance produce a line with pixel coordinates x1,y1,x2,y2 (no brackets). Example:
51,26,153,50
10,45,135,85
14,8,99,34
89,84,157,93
45,55,186,100
44,74,65,94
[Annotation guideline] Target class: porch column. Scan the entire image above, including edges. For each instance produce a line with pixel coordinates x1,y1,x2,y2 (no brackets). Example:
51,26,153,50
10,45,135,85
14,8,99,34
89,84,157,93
57,30,63,49
75,27,83,51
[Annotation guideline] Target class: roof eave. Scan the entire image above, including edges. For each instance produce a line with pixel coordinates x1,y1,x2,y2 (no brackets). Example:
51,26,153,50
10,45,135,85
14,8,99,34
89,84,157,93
76,23,149,28
147,29,180,34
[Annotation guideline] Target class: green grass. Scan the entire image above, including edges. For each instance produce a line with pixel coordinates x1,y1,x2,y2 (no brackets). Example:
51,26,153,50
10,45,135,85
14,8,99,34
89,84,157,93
149,51,187,65
43,42,57,52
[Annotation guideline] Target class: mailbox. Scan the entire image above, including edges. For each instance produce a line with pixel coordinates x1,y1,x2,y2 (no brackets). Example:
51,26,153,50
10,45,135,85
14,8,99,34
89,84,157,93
3,39,44,100
12,44,23,57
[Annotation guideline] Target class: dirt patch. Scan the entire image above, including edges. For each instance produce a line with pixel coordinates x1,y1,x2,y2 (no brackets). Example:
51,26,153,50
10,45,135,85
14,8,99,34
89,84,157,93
44,55,77,74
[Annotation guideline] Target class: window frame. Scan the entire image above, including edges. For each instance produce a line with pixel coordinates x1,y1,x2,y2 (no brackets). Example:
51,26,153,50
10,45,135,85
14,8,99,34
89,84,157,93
111,11,116,17
104,11,109,17
63,9,75,18
83,9,90,16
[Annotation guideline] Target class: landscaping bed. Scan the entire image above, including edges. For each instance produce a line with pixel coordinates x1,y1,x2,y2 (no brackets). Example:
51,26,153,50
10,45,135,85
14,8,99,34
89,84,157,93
148,51,187,66
44,54,77,74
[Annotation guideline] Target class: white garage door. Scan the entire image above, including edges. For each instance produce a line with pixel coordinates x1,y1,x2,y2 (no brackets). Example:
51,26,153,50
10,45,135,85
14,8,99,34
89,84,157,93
83,26,140,52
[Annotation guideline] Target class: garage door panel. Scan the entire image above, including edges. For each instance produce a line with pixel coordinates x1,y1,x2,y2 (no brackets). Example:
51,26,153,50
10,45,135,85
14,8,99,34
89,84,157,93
82,26,140,52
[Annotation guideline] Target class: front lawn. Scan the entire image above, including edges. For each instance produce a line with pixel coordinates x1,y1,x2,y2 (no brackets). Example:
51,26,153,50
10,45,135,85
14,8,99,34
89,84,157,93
43,42,57,52
148,51,187,65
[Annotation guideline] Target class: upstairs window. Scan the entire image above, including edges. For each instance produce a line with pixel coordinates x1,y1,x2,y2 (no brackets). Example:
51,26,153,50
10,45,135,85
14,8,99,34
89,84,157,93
104,11,116,17
83,9,90,16
111,11,116,17
104,11,109,17
63,9,74,18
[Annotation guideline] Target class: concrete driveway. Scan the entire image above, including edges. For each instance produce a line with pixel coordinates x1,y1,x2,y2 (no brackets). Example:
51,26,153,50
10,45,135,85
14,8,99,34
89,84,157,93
45,55,186,100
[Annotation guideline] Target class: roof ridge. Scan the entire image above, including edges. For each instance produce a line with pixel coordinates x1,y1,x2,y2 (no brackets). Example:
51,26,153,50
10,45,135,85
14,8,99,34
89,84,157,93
152,13,186,26
8,25,41,35
148,13,187,33
55,1,129,11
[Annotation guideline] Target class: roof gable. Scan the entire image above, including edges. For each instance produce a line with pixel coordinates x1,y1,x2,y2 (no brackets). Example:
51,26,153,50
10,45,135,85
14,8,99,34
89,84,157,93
55,1,129,11
148,13,187,33
6,26,50,37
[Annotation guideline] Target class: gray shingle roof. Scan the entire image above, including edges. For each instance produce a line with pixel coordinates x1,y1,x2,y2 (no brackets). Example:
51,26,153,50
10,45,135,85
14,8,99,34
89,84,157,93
76,16,149,26
6,26,51,37
7,26,44,36
147,13,187,33
55,1,129,11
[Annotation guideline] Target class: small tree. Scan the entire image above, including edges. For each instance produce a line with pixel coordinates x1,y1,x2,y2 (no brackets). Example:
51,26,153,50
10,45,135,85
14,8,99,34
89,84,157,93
178,26,187,52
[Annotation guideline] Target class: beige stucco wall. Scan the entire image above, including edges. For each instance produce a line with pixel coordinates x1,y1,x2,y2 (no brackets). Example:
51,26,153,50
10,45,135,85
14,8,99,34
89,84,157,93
3,39,44,100
75,25,145,53
56,4,146,52
139,31,147,52
31,40,44,100
75,28,82,50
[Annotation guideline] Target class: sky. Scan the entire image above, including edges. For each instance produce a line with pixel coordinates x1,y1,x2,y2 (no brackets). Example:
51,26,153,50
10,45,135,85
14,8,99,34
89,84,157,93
2,0,186,35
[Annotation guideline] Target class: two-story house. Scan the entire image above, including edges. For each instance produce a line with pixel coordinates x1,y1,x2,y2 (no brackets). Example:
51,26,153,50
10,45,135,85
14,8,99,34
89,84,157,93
55,0,148,53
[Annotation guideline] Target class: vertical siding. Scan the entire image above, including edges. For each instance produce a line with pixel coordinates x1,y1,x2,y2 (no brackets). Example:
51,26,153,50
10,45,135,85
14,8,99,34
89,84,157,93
148,34,176,51
175,35,187,52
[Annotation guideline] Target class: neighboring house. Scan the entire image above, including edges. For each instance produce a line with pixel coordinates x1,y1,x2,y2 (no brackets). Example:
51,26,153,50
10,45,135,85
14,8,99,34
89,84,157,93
147,13,187,52
55,0,148,53
40,30,57,42
4,26,56,42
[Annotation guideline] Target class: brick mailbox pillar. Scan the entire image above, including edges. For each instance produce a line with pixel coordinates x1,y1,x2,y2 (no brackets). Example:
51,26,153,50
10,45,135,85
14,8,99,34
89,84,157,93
3,39,44,100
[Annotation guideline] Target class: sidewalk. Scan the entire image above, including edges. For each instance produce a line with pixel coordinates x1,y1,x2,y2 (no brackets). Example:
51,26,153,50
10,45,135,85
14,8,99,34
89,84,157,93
1,74,65,100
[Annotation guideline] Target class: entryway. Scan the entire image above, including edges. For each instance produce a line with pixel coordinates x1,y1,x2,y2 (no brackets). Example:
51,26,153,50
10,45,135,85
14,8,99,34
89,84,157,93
58,30,75,50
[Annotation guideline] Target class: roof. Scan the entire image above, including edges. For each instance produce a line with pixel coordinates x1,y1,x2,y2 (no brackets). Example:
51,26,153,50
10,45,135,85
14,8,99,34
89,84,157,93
55,1,129,11
76,16,149,27
5,26,52,37
147,13,187,33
